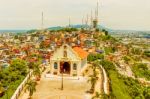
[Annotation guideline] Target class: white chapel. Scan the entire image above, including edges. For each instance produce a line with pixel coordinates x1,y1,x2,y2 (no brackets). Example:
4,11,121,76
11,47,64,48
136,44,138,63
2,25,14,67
50,44,89,76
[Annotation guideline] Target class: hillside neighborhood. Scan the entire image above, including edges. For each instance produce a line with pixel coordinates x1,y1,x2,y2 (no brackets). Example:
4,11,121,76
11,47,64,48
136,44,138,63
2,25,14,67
0,27,150,99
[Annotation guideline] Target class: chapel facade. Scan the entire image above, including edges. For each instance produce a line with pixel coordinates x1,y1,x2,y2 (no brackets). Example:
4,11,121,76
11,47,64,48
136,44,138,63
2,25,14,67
50,44,89,76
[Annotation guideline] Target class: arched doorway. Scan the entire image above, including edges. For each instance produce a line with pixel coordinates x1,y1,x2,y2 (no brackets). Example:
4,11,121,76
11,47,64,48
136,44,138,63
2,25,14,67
60,62,70,74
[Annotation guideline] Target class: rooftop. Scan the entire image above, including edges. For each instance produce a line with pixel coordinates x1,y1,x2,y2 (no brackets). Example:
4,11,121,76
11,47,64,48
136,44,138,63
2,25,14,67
73,46,89,59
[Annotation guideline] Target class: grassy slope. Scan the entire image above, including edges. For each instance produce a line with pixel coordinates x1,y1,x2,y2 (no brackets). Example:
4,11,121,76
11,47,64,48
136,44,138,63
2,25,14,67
108,70,132,99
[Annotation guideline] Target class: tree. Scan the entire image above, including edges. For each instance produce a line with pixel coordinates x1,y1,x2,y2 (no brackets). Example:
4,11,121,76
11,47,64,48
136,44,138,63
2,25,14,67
101,93,109,99
143,87,150,99
87,54,104,62
143,50,150,57
88,75,97,93
14,35,18,39
81,28,85,33
95,28,100,32
28,62,35,69
57,27,78,32
102,29,108,35
0,59,28,98
9,59,28,76
104,47,116,55
100,60,116,71
96,54,104,60
92,92,101,99
87,54,96,62
92,60,100,73
40,41,50,49
29,62,41,81
0,83,4,97
131,48,142,55
105,31,108,35
27,29,38,33
132,63,150,80
33,65,41,79
92,92,110,99
25,80,37,99
123,56,130,64
88,61,99,93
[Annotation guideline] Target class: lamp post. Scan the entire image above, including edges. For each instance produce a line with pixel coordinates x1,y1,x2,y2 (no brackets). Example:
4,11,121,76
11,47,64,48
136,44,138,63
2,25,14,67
61,70,64,90
61,64,64,90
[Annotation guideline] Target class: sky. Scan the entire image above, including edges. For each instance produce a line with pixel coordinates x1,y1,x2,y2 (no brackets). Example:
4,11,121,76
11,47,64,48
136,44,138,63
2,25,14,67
0,0,150,30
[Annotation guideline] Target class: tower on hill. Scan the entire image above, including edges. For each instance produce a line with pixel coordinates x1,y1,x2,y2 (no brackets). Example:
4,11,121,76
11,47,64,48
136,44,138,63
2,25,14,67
92,1,99,29
41,12,44,30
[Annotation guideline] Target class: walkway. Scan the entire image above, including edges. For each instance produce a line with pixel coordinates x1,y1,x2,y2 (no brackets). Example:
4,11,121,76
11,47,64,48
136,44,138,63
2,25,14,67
99,65,109,95
19,71,91,99
94,68,103,94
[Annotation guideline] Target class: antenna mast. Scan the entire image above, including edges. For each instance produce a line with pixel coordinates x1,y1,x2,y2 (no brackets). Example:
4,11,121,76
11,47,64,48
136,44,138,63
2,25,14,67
41,12,44,30
86,14,89,30
82,17,84,27
69,17,71,27
91,10,93,28
97,1,99,21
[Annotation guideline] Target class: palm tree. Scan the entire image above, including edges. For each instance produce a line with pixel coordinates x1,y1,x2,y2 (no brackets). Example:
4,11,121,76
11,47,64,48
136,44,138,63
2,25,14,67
88,75,97,93
92,60,100,78
28,62,34,69
92,92,101,99
101,93,109,99
93,60,100,69
25,80,37,99
88,60,100,93
33,66,41,81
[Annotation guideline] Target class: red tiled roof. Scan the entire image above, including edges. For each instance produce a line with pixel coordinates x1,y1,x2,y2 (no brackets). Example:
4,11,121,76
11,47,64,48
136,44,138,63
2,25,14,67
29,58,37,62
13,49,20,53
73,47,89,59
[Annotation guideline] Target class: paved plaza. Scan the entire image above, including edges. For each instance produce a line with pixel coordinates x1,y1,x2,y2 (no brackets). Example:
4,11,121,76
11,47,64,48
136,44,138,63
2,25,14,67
33,73,90,99
19,71,91,99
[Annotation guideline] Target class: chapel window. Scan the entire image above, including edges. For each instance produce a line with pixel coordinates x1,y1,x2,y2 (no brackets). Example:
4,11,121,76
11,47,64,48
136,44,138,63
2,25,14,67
54,62,58,69
73,63,77,70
